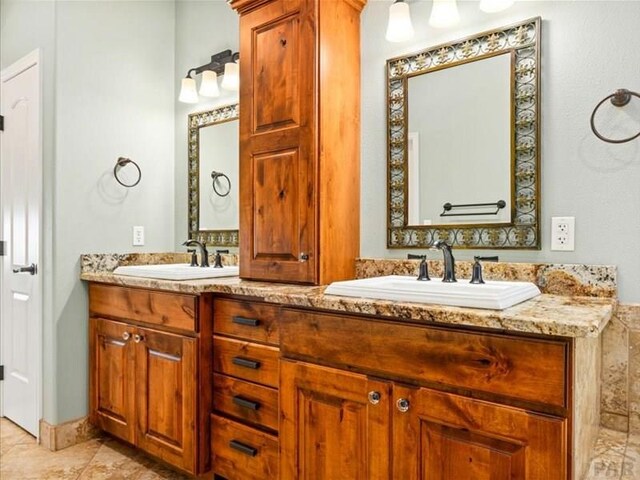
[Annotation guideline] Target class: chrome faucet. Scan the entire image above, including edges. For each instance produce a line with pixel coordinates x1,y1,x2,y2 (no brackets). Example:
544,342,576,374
183,240,209,267
433,240,456,283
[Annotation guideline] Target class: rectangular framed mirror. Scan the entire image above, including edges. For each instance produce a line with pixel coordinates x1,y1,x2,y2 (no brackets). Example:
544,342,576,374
188,103,239,246
387,18,541,249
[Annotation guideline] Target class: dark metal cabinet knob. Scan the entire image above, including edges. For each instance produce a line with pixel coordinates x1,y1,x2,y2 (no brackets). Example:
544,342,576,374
368,391,381,405
299,252,310,262
122,332,131,341
396,398,410,413
133,334,144,343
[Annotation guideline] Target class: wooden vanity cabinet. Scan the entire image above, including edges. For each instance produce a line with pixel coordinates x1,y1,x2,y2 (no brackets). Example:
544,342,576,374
279,308,571,480
231,0,365,285
88,283,212,475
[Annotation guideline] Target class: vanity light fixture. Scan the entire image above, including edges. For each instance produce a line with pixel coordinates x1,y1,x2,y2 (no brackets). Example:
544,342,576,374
386,0,415,42
178,49,239,104
479,0,515,13
429,0,460,28
221,61,240,91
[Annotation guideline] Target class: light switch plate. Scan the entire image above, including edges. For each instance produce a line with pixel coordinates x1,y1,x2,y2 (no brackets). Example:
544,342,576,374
551,217,575,251
133,226,145,246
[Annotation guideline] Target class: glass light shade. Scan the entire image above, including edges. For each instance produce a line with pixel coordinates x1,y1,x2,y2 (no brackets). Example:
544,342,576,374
429,0,460,28
479,0,514,13
199,70,220,97
386,1,414,43
179,77,198,103
221,62,239,91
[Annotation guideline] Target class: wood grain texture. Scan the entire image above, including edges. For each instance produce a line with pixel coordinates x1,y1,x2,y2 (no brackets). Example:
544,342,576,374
89,283,197,333
211,414,279,480
213,373,279,432
135,327,198,474
235,0,363,285
213,335,280,388
392,385,567,480
89,317,136,444
213,298,281,346
280,309,568,409
196,294,214,474
280,360,391,480
238,0,316,284
317,0,361,285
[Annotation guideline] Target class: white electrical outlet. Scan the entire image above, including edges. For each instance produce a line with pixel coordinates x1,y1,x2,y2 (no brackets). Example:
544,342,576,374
133,226,145,246
551,217,575,251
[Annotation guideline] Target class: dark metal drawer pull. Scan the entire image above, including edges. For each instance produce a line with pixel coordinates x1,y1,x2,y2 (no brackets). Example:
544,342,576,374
232,316,261,327
232,356,261,369
229,439,258,457
233,395,261,411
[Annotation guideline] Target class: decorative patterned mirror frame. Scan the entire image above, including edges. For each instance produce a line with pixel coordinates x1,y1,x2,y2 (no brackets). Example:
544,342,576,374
188,103,239,246
387,17,541,249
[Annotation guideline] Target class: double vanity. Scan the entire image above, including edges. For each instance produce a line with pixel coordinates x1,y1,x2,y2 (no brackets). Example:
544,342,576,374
81,253,615,480
80,1,616,478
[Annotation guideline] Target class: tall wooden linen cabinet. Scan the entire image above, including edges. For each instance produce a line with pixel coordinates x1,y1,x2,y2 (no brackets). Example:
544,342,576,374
231,0,366,285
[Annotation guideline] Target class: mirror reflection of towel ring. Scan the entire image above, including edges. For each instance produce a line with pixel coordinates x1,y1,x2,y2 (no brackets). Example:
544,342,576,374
590,89,640,144
211,171,231,197
114,157,142,187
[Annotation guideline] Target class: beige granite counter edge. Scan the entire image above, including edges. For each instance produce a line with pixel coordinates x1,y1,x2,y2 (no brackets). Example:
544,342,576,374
80,272,615,338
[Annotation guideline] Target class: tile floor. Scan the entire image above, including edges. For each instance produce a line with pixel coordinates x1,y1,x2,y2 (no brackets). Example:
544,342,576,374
0,418,190,479
2,416,640,479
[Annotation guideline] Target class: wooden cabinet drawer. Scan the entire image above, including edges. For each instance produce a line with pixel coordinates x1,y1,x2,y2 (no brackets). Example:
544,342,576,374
213,373,279,432
89,283,197,332
280,309,568,409
213,298,280,346
213,336,279,388
211,414,278,480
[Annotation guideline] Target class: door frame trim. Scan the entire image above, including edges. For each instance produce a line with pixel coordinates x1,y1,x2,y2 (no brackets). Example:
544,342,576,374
0,49,44,438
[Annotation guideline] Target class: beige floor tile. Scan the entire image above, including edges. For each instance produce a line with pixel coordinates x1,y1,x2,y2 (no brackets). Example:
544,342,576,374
584,428,628,480
0,437,104,479
77,438,149,480
620,434,640,480
0,417,36,458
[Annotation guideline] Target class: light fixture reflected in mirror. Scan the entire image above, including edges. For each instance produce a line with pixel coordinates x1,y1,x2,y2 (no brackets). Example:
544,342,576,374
386,0,414,43
479,0,515,13
199,71,220,98
221,62,239,91
429,0,460,28
178,49,239,104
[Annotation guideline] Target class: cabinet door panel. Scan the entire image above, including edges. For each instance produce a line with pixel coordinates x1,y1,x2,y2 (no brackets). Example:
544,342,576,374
393,385,567,480
239,0,316,284
253,148,301,261
280,360,391,480
136,328,197,473
89,318,136,444
253,13,300,133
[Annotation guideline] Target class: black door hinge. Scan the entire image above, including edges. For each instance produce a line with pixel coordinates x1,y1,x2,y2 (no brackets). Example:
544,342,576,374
0,115,4,131
0,365,4,381
0,240,5,256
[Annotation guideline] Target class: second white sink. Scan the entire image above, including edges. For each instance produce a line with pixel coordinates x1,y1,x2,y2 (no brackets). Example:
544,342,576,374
113,263,239,281
325,275,541,310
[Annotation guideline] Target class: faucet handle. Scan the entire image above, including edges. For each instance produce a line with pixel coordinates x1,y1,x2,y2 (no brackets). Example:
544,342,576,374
407,254,430,281
213,249,229,269
470,256,499,284
187,249,198,267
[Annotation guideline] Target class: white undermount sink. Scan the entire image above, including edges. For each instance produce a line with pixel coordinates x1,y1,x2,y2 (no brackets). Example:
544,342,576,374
325,275,541,310
113,263,239,281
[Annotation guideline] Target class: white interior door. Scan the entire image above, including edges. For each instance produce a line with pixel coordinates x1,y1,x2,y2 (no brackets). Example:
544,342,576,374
0,50,42,436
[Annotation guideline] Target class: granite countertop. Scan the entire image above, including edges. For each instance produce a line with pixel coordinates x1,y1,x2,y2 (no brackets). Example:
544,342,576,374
80,271,615,338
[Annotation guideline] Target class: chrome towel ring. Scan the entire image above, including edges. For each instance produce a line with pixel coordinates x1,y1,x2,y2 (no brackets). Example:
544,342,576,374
590,89,640,144
114,157,142,187
211,171,231,197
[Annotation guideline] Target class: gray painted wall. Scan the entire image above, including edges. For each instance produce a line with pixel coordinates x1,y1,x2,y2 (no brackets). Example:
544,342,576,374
1,0,176,424
362,0,640,302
